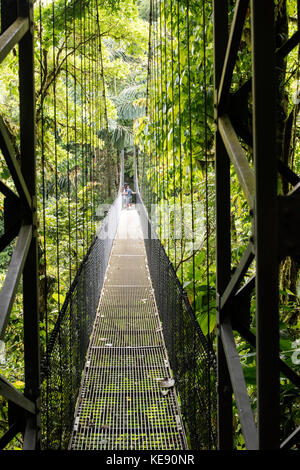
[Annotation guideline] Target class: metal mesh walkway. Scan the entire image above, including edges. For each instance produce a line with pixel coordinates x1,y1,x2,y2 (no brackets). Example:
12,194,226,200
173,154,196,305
69,208,187,450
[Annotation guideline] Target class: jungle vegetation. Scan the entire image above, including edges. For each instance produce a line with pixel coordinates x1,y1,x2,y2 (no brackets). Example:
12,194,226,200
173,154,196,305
0,0,299,449
134,0,300,449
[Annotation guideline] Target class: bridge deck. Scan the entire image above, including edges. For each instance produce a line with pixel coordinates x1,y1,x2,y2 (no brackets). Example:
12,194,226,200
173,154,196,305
69,208,187,450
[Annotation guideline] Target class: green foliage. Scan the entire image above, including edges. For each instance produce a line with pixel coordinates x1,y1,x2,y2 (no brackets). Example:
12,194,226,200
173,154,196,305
137,0,151,21
135,0,300,449
0,0,298,451
0,0,148,448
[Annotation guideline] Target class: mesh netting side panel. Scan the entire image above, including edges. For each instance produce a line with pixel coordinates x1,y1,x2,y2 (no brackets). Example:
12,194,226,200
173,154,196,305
41,196,121,450
136,196,217,450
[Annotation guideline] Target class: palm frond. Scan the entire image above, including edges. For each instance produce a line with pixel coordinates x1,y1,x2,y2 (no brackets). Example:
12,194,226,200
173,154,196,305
103,37,138,64
98,120,134,149
110,82,146,120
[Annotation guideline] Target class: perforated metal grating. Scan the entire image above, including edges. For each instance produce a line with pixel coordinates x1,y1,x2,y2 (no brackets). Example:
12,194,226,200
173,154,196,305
69,209,187,450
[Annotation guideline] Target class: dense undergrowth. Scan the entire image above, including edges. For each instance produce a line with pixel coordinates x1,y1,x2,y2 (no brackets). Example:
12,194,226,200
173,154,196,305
134,0,300,449
0,0,299,450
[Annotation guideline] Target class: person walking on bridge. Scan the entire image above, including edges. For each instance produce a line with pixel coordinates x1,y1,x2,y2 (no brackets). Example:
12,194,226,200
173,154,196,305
122,183,128,209
125,184,135,209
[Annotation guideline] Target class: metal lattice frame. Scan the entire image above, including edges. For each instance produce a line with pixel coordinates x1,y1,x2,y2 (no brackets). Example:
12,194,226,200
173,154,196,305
0,0,40,450
214,0,300,450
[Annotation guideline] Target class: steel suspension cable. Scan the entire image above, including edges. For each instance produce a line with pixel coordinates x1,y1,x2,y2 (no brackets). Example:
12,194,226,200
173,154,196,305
65,0,72,292
145,0,153,209
96,4,102,199
163,0,169,255
38,0,50,447
88,3,94,245
170,0,177,269
176,0,184,285
96,0,111,200
37,0,121,449
87,3,91,245
73,0,79,273
91,3,96,238
186,0,196,312
153,0,159,208
202,0,212,447
80,0,86,253
150,0,155,209
176,0,187,418
159,0,164,241
64,0,74,434
150,0,156,207
84,3,90,248
185,0,197,434
51,0,63,448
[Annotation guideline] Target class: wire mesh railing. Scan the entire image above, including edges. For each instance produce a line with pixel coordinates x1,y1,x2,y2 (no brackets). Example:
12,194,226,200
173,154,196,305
69,207,188,450
40,193,122,450
135,190,217,450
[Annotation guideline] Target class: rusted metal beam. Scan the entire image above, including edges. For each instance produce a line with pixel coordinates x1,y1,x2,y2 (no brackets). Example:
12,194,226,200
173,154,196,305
0,115,31,211
0,422,21,450
19,0,41,448
220,319,258,450
234,321,300,388
278,192,300,261
0,225,32,339
280,426,300,450
276,30,300,60
218,114,255,207
0,222,21,252
23,415,37,450
0,374,35,414
0,180,19,200
251,0,279,449
0,17,29,63
213,0,233,450
220,242,254,311
217,0,249,111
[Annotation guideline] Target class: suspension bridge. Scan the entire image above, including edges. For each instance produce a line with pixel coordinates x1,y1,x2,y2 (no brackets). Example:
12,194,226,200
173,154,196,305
69,204,188,450
0,0,299,452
